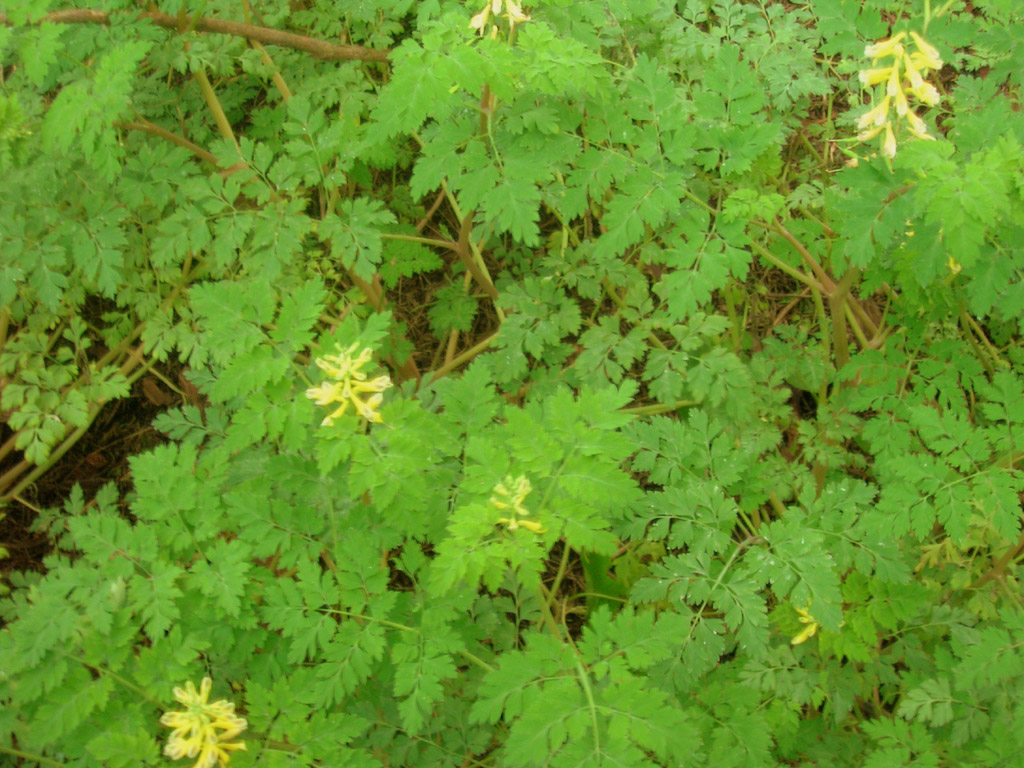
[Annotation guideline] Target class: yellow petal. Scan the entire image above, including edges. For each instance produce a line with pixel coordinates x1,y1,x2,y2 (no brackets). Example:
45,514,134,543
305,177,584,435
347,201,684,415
516,518,546,534
882,122,897,158
892,83,909,116
903,53,925,89
306,382,339,405
858,67,893,87
351,374,392,394
791,621,819,645
192,743,220,768
856,96,890,130
904,111,933,139
469,8,488,30
172,681,200,706
322,401,350,425
911,81,941,106
857,124,884,142
505,0,530,23
885,63,903,98
353,392,384,423
864,32,906,60
909,31,942,70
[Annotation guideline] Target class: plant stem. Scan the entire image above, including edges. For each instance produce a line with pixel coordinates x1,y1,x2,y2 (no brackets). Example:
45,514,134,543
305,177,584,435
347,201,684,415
4,9,389,62
536,585,564,639
0,746,65,767
575,657,602,758
829,268,859,368
546,543,573,612
454,206,500,302
60,650,164,707
686,535,763,643
427,331,499,383
381,232,457,250
971,530,1024,590
193,66,239,150
240,0,292,101
747,239,824,293
601,277,668,351
619,399,698,416
961,304,1006,371
327,608,496,672
121,118,220,166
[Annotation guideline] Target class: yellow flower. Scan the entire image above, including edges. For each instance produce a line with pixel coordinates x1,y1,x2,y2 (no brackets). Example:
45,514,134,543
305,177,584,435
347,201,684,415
791,605,819,645
305,343,392,426
856,96,891,131
864,32,906,60
160,677,247,768
469,0,530,35
490,475,546,533
882,121,898,159
856,123,884,143
910,80,941,107
855,30,942,158
902,54,940,105
504,0,530,28
947,255,962,275
909,31,942,70
858,67,894,87
904,110,934,140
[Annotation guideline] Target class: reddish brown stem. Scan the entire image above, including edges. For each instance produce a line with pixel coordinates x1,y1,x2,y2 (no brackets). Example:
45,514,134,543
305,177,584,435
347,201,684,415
1,9,389,62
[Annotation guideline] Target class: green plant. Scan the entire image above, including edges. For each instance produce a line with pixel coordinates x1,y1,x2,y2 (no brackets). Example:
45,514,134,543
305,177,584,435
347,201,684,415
2,1,1023,767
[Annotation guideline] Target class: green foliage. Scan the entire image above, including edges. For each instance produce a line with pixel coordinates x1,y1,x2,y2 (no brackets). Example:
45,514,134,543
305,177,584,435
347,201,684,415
2,1,1024,767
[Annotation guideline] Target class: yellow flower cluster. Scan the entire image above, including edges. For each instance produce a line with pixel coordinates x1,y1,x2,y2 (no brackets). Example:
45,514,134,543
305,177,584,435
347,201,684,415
856,31,942,159
791,605,819,645
469,0,530,36
160,677,247,768
305,343,392,426
490,474,545,533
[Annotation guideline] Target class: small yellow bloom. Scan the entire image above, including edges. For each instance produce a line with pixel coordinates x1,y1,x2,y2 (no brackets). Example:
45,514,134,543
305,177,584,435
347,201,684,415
884,62,902,97
161,677,247,768
856,96,891,131
504,0,530,28
864,32,906,60
791,605,819,645
892,84,909,116
904,110,934,140
910,80,941,107
882,121,898,159
490,475,546,534
856,123,884,143
305,343,392,426
909,31,942,70
500,516,546,533
858,67,894,87
468,6,490,31
469,0,530,35
947,255,962,275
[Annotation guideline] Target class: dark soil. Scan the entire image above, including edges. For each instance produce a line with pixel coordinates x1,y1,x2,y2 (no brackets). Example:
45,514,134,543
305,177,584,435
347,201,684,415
0,376,172,584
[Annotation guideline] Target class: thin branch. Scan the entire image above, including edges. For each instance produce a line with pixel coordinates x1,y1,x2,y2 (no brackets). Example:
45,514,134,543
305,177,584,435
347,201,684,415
193,66,238,147
971,530,1024,590
0,9,390,62
119,119,220,165
427,331,499,383
241,0,293,101
454,210,499,301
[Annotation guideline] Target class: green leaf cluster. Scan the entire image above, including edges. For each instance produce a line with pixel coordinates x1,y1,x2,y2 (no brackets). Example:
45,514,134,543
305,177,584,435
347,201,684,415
3,1,1024,767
